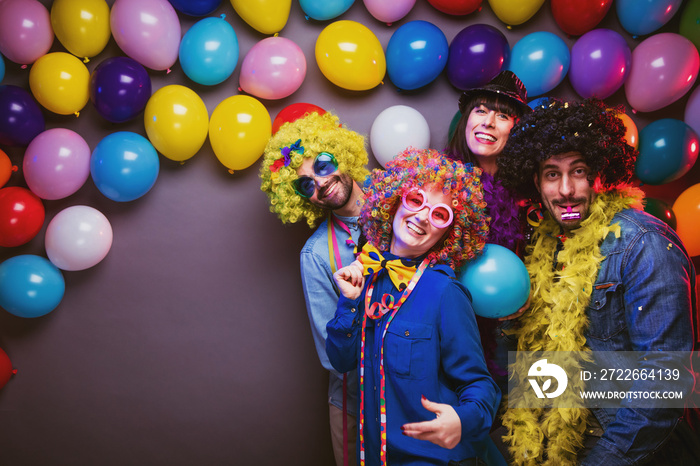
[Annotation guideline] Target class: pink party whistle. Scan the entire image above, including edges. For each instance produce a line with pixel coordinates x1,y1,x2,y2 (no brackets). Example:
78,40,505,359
561,206,580,221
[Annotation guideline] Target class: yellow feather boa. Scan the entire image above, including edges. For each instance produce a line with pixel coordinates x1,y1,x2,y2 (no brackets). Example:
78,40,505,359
502,187,644,466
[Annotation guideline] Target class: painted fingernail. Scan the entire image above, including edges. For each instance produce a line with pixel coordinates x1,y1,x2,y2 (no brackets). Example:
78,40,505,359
421,394,426,401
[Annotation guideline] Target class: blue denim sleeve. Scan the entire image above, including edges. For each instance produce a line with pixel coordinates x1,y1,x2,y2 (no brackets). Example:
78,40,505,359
326,294,362,374
582,229,695,465
439,278,501,440
300,248,340,373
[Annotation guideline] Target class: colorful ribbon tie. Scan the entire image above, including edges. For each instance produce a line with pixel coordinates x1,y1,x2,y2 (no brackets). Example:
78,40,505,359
357,244,418,292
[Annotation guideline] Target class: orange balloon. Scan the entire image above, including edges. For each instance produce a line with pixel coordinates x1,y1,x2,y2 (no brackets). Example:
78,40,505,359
672,183,700,257
0,148,18,188
616,111,639,149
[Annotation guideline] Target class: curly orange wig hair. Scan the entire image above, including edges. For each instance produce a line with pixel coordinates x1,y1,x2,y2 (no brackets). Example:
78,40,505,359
361,148,489,270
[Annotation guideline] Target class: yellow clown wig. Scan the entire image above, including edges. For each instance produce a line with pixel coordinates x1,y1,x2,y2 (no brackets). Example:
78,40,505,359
361,148,489,271
259,111,369,228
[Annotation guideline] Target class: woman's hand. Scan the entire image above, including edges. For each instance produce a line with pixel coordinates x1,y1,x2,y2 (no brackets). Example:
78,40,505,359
498,294,531,321
401,396,462,449
333,260,365,300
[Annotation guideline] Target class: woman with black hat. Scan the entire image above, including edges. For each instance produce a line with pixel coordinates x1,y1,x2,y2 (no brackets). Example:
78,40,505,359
446,70,532,399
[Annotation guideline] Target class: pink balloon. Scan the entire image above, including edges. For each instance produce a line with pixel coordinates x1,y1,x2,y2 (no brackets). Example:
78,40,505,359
110,0,180,71
364,0,416,24
625,33,700,113
0,0,54,65
239,37,307,100
23,128,91,200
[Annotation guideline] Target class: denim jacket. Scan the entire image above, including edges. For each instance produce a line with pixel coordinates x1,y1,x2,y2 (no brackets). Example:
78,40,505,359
577,209,697,465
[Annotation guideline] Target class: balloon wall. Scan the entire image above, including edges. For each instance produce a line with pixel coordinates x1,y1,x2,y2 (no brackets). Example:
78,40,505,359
0,0,698,464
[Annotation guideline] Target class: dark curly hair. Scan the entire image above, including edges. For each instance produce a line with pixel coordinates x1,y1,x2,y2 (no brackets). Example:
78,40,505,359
497,98,638,202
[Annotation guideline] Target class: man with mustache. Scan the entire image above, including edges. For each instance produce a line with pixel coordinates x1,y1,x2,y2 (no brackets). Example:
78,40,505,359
260,111,369,466
496,98,698,465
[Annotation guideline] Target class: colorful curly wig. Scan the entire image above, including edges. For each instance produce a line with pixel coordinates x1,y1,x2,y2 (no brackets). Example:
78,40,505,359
361,148,489,271
259,111,369,227
498,98,638,202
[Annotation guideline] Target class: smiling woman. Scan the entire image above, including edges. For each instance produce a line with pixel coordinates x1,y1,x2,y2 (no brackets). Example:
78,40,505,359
326,148,507,466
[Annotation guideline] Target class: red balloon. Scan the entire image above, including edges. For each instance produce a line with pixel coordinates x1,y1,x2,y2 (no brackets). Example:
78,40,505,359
551,0,613,36
272,103,326,134
0,347,16,390
426,0,482,15
0,186,45,247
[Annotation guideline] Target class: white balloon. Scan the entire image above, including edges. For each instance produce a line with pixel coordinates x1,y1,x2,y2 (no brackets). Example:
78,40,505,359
45,206,113,271
370,105,430,168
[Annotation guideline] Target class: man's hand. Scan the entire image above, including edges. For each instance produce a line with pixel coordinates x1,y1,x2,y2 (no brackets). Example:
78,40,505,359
498,294,531,321
401,396,462,449
333,260,365,300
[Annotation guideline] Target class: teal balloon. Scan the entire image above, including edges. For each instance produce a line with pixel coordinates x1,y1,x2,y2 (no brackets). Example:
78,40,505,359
635,118,700,185
616,0,683,37
457,244,530,318
90,132,160,202
507,31,570,97
0,255,65,318
0,53,4,83
179,16,238,86
643,198,677,230
299,0,354,20
386,20,448,91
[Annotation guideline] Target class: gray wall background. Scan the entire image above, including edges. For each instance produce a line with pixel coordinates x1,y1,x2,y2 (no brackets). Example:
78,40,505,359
1,0,698,464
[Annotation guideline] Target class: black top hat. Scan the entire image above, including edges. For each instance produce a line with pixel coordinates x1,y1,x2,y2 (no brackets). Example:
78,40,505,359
458,70,531,115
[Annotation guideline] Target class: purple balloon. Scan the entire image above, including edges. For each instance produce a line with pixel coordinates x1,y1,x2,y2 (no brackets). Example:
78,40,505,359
447,24,510,91
90,57,152,123
167,0,222,16
0,85,46,147
569,29,631,99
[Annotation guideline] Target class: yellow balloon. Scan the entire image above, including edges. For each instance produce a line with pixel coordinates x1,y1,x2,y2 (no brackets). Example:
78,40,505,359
29,52,90,115
315,20,386,91
229,0,291,35
209,95,271,172
51,0,111,61
144,85,209,163
488,0,546,26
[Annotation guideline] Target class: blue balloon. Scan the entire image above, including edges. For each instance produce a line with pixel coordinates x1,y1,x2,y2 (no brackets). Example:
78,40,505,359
457,244,530,318
0,53,5,83
90,132,160,202
167,0,222,16
179,16,239,86
507,31,570,97
0,255,65,318
299,0,354,21
528,96,552,110
386,20,449,91
90,57,152,123
635,118,700,185
616,0,683,37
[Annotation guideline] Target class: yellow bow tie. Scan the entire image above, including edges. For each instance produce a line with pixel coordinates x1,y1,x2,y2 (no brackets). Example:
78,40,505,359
357,244,419,291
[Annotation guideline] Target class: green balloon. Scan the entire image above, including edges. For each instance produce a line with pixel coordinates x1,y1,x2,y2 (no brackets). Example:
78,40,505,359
679,0,700,53
643,197,678,230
